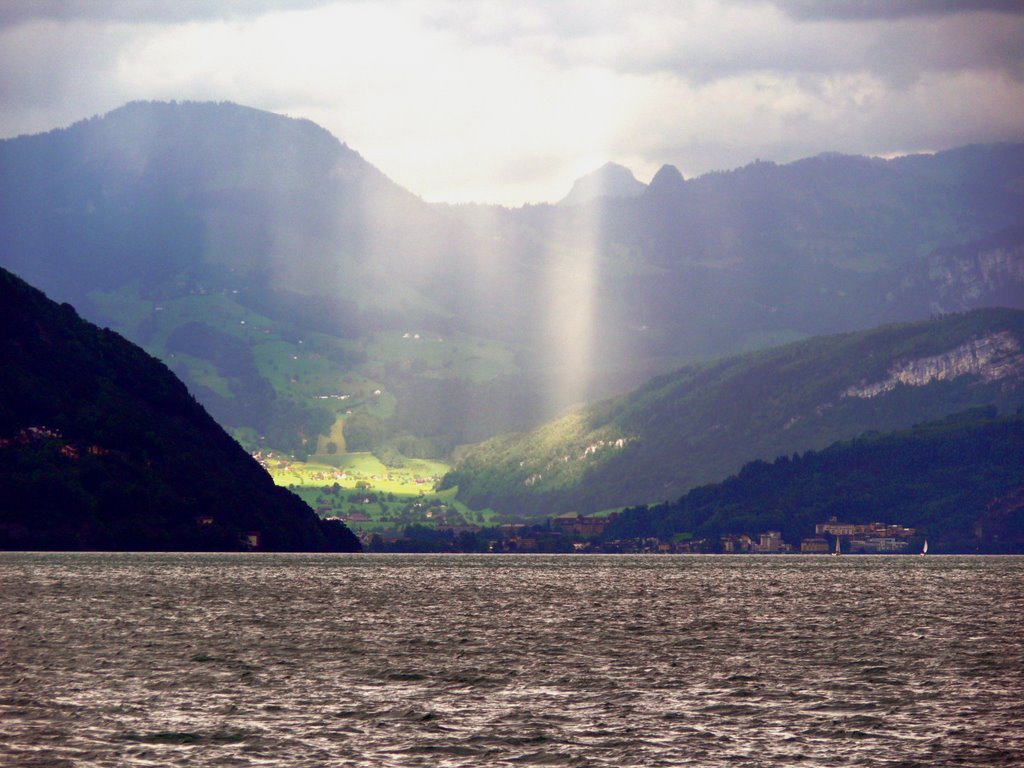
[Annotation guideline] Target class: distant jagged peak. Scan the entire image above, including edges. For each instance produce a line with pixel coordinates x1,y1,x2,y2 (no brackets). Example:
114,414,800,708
560,162,647,206
644,164,686,196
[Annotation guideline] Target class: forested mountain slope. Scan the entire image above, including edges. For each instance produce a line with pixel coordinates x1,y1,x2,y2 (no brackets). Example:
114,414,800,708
0,267,359,551
603,408,1024,553
444,309,1024,518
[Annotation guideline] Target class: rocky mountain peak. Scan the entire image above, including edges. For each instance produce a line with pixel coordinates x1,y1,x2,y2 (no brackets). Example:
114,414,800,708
560,162,647,205
645,164,686,196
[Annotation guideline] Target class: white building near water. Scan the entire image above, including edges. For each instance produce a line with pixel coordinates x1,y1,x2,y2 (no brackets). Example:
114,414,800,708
850,537,909,554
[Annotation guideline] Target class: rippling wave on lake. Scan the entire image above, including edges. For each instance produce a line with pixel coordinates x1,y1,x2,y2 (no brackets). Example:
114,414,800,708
2,553,1022,767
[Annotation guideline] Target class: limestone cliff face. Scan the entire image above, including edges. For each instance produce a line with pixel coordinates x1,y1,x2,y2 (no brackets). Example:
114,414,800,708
927,241,1024,312
844,331,1024,399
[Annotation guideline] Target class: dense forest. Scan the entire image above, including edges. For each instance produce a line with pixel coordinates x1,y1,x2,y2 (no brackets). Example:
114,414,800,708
602,408,1024,553
0,267,359,551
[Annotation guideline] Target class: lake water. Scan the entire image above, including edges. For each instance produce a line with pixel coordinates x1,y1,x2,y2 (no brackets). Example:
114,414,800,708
1,553,1022,767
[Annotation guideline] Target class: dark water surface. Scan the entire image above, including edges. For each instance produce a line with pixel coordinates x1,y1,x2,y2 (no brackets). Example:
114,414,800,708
1,553,1022,767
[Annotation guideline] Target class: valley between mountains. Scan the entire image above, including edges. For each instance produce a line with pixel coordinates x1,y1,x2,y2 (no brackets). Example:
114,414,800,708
2,100,1023,552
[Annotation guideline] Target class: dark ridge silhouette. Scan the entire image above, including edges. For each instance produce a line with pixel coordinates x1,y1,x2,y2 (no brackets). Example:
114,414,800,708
0,266,360,551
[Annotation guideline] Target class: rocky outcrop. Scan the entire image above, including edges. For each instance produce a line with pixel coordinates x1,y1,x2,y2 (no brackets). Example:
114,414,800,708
560,163,647,206
844,331,1024,399
929,243,1024,308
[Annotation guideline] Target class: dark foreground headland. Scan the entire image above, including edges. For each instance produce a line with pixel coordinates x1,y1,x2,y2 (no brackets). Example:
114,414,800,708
0,267,359,552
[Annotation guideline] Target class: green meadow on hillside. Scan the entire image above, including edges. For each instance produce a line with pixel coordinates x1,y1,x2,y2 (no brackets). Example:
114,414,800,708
261,452,492,531
87,282,529,464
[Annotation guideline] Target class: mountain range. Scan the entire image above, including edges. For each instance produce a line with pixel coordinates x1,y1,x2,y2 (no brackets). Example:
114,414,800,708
1,100,1023,489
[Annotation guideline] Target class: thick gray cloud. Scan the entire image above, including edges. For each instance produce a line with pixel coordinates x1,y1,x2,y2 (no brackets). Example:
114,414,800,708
770,0,1024,21
425,1,1024,83
0,1,335,28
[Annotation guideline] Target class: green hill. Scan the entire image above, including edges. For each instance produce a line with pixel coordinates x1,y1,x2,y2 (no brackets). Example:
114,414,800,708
602,407,1024,553
443,309,1024,518
0,267,359,551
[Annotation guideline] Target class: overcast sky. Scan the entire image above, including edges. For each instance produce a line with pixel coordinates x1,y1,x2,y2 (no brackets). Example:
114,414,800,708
2,0,1023,205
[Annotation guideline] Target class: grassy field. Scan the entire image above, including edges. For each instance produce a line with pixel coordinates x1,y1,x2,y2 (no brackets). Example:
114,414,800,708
262,452,493,531
266,452,447,492
314,417,347,454
90,284,522,421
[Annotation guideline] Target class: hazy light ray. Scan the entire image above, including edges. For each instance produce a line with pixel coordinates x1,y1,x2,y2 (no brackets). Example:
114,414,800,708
542,239,599,414
538,67,618,414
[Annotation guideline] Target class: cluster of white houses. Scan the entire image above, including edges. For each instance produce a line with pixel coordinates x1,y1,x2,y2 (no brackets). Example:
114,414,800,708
722,518,918,554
